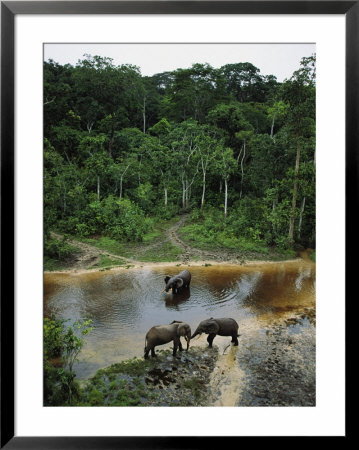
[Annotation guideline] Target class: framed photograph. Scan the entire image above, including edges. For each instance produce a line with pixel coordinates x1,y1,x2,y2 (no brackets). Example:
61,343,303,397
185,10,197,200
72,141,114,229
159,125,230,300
1,1,352,447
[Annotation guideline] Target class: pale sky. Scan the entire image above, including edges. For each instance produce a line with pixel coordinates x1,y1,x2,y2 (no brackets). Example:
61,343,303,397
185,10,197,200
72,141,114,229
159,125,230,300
44,43,315,82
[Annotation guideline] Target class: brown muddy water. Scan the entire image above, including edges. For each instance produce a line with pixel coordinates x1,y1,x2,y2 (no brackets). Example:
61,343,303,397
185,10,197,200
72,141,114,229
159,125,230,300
44,257,315,406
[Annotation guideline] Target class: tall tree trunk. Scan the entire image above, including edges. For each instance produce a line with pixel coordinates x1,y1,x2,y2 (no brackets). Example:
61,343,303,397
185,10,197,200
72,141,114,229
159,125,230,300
224,179,228,217
240,141,246,198
119,176,123,200
201,172,206,209
297,196,306,240
87,121,94,134
270,115,275,139
164,187,168,206
288,137,301,243
185,178,189,209
97,176,100,201
182,174,186,209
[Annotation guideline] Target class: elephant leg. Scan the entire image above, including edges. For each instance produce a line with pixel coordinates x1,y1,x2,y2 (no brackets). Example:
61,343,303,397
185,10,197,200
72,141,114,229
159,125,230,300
144,349,149,359
231,335,239,346
207,333,216,348
173,338,180,356
151,347,156,357
178,340,183,352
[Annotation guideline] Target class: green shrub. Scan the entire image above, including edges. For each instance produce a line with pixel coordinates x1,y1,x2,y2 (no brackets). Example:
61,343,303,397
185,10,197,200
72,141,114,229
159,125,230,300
43,317,93,406
71,196,152,242
44,235,77,261
154,203,180,220
89,388,104,405
44,316,66,359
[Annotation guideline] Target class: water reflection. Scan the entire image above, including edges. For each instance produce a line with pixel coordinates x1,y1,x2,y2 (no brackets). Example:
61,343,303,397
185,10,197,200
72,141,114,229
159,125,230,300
44,259,315,378
164,287,191,310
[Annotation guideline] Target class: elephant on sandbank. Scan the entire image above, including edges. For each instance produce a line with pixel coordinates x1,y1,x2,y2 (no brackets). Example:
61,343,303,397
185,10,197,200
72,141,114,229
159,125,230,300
144,320,191,359
191,317,240,348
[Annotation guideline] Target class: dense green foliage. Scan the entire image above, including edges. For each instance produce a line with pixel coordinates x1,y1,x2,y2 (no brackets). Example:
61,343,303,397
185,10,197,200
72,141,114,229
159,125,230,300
44,54,316,255
44,317,93,405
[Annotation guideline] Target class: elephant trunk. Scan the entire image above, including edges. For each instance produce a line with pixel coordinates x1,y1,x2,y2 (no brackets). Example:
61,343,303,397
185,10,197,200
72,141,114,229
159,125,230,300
191,329,201,340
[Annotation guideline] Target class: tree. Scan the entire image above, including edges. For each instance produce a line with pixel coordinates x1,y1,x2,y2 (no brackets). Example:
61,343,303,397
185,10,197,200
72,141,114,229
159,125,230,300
221,62,267,103
73,55,145,155
281,54,315,244
267,100,288,140
190,126,221,209
80,135,111,200
213,146,237,217
167,120,201,210
165,63,225,123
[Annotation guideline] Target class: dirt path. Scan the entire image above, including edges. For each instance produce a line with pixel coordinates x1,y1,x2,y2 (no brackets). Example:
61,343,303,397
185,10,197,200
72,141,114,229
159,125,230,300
51,214,212,271
50,232,137,271
167,214,193,263
49,216,298,273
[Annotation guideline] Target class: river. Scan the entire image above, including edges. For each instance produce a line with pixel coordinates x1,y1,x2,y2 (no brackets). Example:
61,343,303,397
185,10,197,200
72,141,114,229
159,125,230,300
44,257,315,406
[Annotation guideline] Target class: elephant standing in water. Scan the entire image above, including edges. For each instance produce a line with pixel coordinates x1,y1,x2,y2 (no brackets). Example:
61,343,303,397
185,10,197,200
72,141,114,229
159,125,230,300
191,317,240,347
163,270,191,294
144,320,191,359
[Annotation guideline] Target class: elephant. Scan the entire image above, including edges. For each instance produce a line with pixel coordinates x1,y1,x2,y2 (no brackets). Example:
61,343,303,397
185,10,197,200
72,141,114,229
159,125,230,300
144,320,191,359
191,317,240,348
163,269,191,294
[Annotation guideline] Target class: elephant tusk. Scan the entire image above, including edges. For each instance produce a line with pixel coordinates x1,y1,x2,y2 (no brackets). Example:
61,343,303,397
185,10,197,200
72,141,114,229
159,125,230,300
193,334,201,341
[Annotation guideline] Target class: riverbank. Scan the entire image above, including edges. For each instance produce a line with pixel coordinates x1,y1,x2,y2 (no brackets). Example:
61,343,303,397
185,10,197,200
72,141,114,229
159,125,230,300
74,309,315,407
44,249,316,407
44,215,309,274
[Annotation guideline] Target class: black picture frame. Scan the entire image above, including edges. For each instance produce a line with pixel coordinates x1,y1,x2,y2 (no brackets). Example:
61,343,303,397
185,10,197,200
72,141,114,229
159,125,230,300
1,1,353,447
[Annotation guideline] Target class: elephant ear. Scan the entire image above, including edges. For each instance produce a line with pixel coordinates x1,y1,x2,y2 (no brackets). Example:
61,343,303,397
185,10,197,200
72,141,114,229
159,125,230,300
206,320,220,335
164,276,171,284
175,277,184,288
177,323,190,336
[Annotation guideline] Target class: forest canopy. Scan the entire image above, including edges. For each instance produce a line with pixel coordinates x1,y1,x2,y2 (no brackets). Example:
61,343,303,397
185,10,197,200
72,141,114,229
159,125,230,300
44,54,316,258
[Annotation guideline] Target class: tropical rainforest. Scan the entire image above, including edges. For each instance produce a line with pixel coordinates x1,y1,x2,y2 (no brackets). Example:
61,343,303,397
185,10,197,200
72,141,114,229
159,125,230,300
44,54,316,266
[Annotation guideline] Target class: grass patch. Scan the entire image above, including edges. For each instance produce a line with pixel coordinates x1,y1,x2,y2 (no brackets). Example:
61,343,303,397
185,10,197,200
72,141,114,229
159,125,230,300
44,257,72,272
180,224,269,254
90,254,126,270
309,250,316,262
80,236,125,256
179,222,296,261
78,357,160,406
181,377,206,403
76,348,214,407
138,242,183,262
